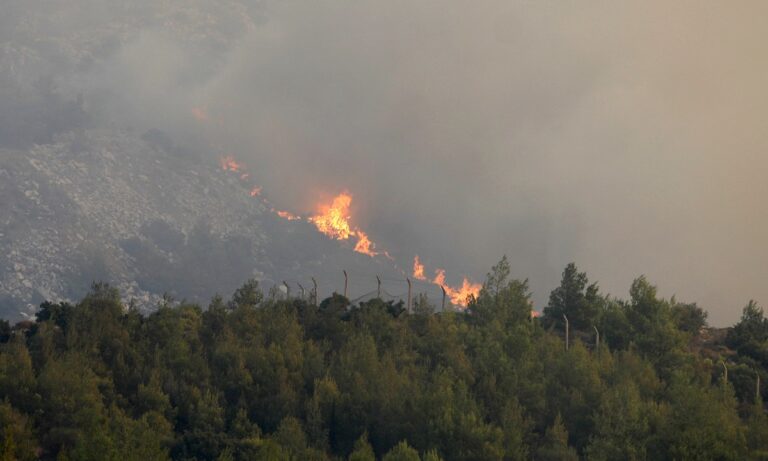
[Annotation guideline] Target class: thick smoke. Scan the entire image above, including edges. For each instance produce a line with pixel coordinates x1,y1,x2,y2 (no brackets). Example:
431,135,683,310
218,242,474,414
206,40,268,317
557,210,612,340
3,1,767,324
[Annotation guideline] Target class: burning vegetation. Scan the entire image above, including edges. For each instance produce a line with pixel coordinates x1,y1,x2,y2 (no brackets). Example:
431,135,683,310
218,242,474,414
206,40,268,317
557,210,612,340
309,192,382,257
274,210,301,221
218,155,481,297
414,256,481,307
219,155,243,173
309,193,354,240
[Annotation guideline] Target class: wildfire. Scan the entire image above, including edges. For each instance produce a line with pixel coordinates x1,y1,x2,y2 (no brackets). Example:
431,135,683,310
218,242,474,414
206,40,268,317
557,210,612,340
310,193,353,240
353,230,376,257
275,210,301,221
434,269,482,306
413,255,426,280
219,155,242,172
250,186,262,197
413,256,481,307
310,192,381,256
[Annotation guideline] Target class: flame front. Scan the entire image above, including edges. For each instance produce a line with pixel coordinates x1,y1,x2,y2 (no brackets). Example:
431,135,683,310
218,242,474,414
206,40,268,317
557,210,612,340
219,155,242,172
444,277,482,306
353,230,377,256
275,210,301,221
250,186,262,197
310,192,381,256
310,193,353,240
417,258,480,307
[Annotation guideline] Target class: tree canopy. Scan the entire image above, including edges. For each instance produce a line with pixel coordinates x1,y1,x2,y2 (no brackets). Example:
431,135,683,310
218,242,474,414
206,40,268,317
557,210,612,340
0,262,765,460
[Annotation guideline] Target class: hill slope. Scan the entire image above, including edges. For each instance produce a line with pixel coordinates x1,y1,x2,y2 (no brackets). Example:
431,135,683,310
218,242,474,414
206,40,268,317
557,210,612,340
0,131,403,319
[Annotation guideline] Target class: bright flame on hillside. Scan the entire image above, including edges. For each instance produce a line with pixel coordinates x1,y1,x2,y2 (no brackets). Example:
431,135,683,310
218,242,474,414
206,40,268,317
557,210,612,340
310,192,381,256
219,155,242,172
413,256,480,307
353,230,376,257
310,193,353,240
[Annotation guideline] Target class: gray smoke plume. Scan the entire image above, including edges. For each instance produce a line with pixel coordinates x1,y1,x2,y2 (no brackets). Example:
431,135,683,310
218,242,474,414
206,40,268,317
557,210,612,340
2,1,766,324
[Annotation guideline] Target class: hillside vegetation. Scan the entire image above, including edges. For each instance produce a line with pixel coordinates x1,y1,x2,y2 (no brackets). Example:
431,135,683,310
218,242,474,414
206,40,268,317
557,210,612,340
0,258,767,460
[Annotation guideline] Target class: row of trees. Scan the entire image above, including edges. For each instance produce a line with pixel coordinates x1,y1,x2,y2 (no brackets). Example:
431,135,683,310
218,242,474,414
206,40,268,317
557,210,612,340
0,258,766,460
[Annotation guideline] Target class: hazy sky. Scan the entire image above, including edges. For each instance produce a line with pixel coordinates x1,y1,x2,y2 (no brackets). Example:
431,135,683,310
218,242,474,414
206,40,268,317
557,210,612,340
4,1,767,324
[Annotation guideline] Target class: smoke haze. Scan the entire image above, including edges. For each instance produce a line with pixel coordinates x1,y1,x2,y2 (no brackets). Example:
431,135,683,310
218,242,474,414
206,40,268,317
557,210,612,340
3,1,767,324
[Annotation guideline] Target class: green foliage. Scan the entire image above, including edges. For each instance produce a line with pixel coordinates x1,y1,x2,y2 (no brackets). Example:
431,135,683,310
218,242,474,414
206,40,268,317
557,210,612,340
348,433,375,461
229,279,264,310
0,401,36,461
543,263,601,331
536,414,578,461
727,301,768,366
586,382,649,461
383,441,420,461
655,377,746,460
672,301,708,334
0,260,764,460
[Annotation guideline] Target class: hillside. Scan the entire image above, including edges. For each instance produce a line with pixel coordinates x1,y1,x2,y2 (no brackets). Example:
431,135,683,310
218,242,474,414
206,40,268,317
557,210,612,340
0,131,403,320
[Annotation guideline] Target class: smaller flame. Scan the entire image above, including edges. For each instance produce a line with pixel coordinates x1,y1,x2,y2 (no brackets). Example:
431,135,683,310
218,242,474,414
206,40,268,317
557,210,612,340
250,186,262,197
353,230,377,256
433,268,448,288
417,261,481,307
275,210,301,221
219,155,242,172
444,277,482,307
413,255,426,280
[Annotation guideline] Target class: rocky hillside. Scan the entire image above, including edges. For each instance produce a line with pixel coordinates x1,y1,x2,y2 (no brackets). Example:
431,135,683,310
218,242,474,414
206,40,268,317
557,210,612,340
0,131,403,320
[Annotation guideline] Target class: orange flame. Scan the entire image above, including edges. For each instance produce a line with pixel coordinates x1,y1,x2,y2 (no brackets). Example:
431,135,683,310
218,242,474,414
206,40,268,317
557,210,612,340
275,210,301,221
219,155,242,172
250,186,262,197
310,193,353,240
413,255,426,280
434,269,481,306
353,230,377,257
445,277,482,307
420,263,481,307
309,192,381,256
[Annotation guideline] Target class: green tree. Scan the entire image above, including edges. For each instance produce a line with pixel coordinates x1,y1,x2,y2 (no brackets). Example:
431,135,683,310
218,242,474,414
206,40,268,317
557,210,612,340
383,441,420,461
586,382,649,461
656,377,746,460
536,414,578,461
543,263,600,331
671,301,708,334
625,277,687,374
229,279,264,310
0,401,36,461
348,433,375,461
470,256,533,327
727,301,768,366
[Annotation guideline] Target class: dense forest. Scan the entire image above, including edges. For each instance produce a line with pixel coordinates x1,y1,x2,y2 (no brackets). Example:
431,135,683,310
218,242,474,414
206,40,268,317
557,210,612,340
1,258,767,460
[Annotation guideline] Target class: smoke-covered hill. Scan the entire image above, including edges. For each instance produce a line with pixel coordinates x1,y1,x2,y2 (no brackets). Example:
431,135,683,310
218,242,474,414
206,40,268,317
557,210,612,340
0,131,405,320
